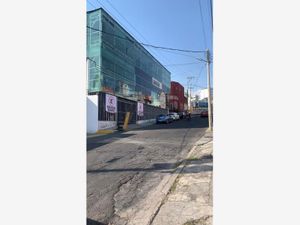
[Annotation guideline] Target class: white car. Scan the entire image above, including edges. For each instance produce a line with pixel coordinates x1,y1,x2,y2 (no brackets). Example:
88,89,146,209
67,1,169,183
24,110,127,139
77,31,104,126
169,112,180,120
167,114,176,121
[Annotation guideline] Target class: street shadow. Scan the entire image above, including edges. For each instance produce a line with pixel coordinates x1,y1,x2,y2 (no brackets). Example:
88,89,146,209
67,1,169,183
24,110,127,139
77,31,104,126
135,116,208,131
87,116,208,151
87,133,136,151
180,164,213,173
87,154,213,174
87,218,107,225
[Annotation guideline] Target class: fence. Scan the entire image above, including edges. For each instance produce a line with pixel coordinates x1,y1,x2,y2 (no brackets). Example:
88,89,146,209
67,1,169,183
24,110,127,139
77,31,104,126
117,97,137,125
137,103,168,121
97,92,168,125
98,92,117,121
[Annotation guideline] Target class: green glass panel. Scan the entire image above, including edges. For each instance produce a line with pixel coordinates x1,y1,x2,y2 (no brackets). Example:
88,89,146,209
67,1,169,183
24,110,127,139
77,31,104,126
87,8,171,106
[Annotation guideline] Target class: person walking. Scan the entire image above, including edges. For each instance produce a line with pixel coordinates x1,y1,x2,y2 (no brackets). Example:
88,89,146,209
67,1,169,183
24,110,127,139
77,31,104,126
187,111,191,120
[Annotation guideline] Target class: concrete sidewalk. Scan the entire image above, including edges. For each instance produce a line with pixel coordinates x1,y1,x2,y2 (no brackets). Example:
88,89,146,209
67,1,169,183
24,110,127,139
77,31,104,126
87,120,156,139
151,131,213,225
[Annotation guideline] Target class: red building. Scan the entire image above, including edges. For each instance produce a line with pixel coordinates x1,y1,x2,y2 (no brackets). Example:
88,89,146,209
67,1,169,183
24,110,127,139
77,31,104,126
168,81,186,112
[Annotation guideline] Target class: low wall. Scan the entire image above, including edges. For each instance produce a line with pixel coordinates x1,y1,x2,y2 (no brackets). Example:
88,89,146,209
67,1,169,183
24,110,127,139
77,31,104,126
98,121,117,130
87,95,98,133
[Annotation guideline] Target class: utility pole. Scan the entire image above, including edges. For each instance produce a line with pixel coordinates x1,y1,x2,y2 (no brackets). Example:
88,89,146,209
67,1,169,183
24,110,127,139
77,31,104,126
206,49,213,131
190,87,192,111
187,76,194,112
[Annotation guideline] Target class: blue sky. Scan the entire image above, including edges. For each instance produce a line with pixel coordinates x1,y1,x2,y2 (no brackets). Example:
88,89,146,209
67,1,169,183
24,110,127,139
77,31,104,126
87,0,213,96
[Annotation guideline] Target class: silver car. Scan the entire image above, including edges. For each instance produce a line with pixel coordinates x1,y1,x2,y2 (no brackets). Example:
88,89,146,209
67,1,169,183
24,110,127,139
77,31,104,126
169,112,180,120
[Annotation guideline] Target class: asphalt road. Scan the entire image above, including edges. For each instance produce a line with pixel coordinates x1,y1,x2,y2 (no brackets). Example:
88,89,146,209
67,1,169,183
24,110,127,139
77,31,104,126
87,115,208,225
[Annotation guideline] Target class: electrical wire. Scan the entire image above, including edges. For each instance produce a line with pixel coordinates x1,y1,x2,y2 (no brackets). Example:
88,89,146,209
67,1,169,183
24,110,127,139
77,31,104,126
209,0,213,31
96,0,173,66
104,0,150,45
198,0,207,48
103,0,205,77
86,26,206,54
87,57,169,94
157,48,207,62
163,62,201,67
87,0,97,8
141,43,206,53
87,44,170,89
87,3,210,81
88,24,208,84
87,2,212,88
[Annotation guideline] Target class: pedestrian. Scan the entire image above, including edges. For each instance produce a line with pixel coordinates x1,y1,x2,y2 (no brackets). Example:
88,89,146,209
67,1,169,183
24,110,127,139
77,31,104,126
187,111,191,120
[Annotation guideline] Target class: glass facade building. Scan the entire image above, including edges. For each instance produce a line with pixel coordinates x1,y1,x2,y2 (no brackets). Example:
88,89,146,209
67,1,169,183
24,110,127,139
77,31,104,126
87,8,171,108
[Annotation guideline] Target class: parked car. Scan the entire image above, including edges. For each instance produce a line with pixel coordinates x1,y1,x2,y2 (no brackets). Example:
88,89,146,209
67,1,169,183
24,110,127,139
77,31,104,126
167,114,176,121
156,114,172,124
169,112,180,120
200,110,208,117
178,112,186,119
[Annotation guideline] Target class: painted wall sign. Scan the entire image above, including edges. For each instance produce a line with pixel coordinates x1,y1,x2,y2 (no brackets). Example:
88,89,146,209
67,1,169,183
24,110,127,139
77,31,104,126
137,102,144,116
152,77,162,89
105,94,117,113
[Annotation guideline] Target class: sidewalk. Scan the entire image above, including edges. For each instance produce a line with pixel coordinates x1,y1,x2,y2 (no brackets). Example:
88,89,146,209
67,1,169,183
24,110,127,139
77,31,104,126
87,120,156,139
151,131,213,225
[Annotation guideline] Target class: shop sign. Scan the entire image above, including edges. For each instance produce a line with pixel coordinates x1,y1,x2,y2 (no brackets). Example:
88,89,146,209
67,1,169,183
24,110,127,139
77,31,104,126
137,102,144,116
106,94,117,113
152,77,162,89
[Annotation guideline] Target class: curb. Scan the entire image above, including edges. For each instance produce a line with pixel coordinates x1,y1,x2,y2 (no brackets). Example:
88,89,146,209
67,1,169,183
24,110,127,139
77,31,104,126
148,129,212,224
127,128,212,225
96,129,114,134
87,121,156,139
87,130,117,139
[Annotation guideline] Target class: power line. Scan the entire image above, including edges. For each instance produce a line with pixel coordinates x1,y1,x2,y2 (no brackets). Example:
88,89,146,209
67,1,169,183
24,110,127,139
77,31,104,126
87,57,169,94
97,0,172,66
103,0,202,75
87,45,172,88
209,0,213,31
87,25,133,42
199,61,205,76
194,63,205,83
157,48,207,62
88,62,155,95
164,62,202,67
89,58,205,99
198,0,207,48
104,0,149,44
87,3,208,84
190,63,204,86
88,3,207,78
94,0,106,10
87,0,97,8
87,26,207,55
141,43,206,53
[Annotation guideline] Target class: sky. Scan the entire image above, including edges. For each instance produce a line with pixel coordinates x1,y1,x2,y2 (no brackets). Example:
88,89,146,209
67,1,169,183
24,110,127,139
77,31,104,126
86,0,213,97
